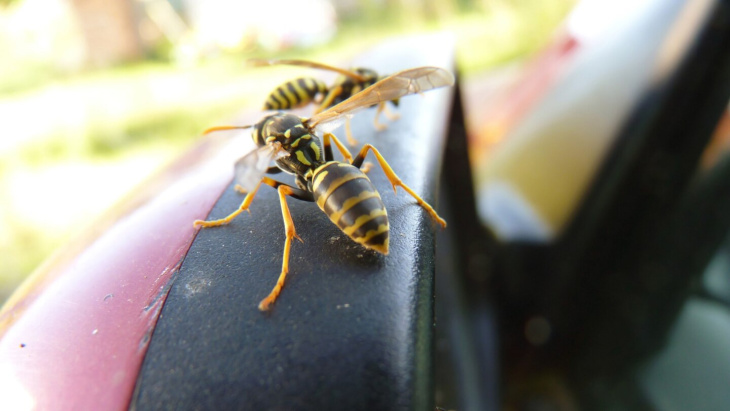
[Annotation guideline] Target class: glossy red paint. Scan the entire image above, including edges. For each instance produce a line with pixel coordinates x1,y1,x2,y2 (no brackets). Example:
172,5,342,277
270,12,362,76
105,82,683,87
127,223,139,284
0,134,250,410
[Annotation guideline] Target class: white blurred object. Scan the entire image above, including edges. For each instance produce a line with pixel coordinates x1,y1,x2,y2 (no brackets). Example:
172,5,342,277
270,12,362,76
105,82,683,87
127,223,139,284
0,0,85,71
566,0,655,45
184,0,336,51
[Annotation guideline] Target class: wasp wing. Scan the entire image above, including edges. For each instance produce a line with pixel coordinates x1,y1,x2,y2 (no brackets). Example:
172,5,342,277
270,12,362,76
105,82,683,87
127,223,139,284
233,143,288,192
305,66,455,130
247,59,368,82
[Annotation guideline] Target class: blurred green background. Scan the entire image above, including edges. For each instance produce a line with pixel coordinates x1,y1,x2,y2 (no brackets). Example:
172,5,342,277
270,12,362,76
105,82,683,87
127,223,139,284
0,0,575,303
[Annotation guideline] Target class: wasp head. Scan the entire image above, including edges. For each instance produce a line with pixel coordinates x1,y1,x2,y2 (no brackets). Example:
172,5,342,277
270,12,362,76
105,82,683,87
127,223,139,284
252,113,310,148
353,67,379,82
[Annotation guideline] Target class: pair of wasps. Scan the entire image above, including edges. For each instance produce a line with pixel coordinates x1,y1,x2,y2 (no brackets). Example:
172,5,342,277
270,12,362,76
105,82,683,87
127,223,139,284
195,59,454,310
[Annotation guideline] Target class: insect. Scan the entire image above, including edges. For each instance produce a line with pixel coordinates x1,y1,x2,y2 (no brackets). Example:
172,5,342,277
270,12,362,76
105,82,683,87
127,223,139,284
195,66,454,311
249,59,402,146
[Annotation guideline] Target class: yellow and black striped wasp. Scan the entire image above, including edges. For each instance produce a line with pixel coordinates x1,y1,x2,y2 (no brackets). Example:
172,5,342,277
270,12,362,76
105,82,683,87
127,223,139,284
195,66,454,311
249,59,403,145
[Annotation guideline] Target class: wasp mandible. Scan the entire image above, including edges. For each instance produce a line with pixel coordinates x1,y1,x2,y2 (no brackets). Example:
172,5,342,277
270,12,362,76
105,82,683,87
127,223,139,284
249,59,403,145
195,66,454,311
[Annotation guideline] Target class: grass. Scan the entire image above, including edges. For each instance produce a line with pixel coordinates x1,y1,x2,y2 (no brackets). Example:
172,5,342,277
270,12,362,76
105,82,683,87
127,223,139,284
0,0,576,303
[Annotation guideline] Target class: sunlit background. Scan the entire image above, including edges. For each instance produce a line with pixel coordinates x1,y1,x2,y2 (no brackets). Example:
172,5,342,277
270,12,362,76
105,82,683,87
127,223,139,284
0,0,576,303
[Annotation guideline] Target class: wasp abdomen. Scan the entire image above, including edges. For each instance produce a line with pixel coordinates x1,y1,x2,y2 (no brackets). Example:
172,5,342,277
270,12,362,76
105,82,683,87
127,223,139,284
311,162,389,254
264,77,328,110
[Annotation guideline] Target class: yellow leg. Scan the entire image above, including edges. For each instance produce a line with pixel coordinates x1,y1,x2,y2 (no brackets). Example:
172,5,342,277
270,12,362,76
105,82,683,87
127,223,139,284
356,144,447,228
344,117,359,146
323,132,353,163
382,102,400,121
373,102,388,131
315,86,343,114
258,185,304,311
193,181,263,228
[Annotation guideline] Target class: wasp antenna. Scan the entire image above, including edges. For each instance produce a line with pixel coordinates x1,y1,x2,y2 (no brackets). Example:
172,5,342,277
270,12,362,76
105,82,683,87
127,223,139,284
202,125,252,135
248,58,369,82
246,58,274,67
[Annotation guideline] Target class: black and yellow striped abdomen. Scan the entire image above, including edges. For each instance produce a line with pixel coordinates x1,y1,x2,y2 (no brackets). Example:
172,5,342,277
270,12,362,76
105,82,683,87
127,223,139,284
264,77,328,110
311,162,389,254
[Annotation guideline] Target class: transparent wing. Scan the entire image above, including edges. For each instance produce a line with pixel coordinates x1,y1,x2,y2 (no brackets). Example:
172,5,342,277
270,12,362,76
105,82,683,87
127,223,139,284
306,66,455,130
247,59,368,82
233,143,288,192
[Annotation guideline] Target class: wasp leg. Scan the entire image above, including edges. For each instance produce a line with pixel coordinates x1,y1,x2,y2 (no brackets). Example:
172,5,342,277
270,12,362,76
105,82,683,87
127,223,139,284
372,102,388,132
373,103,386,131
372,102,400,132
194,180,264,228
382,102,400,121
344,117,359,146
322,132,353,163
258,185,305,311
352,144,447,228
194,176,312,310
314,86,343,114
196,176,313,227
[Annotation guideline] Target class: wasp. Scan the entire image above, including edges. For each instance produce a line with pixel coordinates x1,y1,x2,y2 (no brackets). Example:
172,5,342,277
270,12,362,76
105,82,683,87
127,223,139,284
249,59,402,145
195,66,454,311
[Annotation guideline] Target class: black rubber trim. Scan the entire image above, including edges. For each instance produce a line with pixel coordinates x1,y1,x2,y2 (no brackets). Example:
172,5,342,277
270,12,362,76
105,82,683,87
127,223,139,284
131,38,456,411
